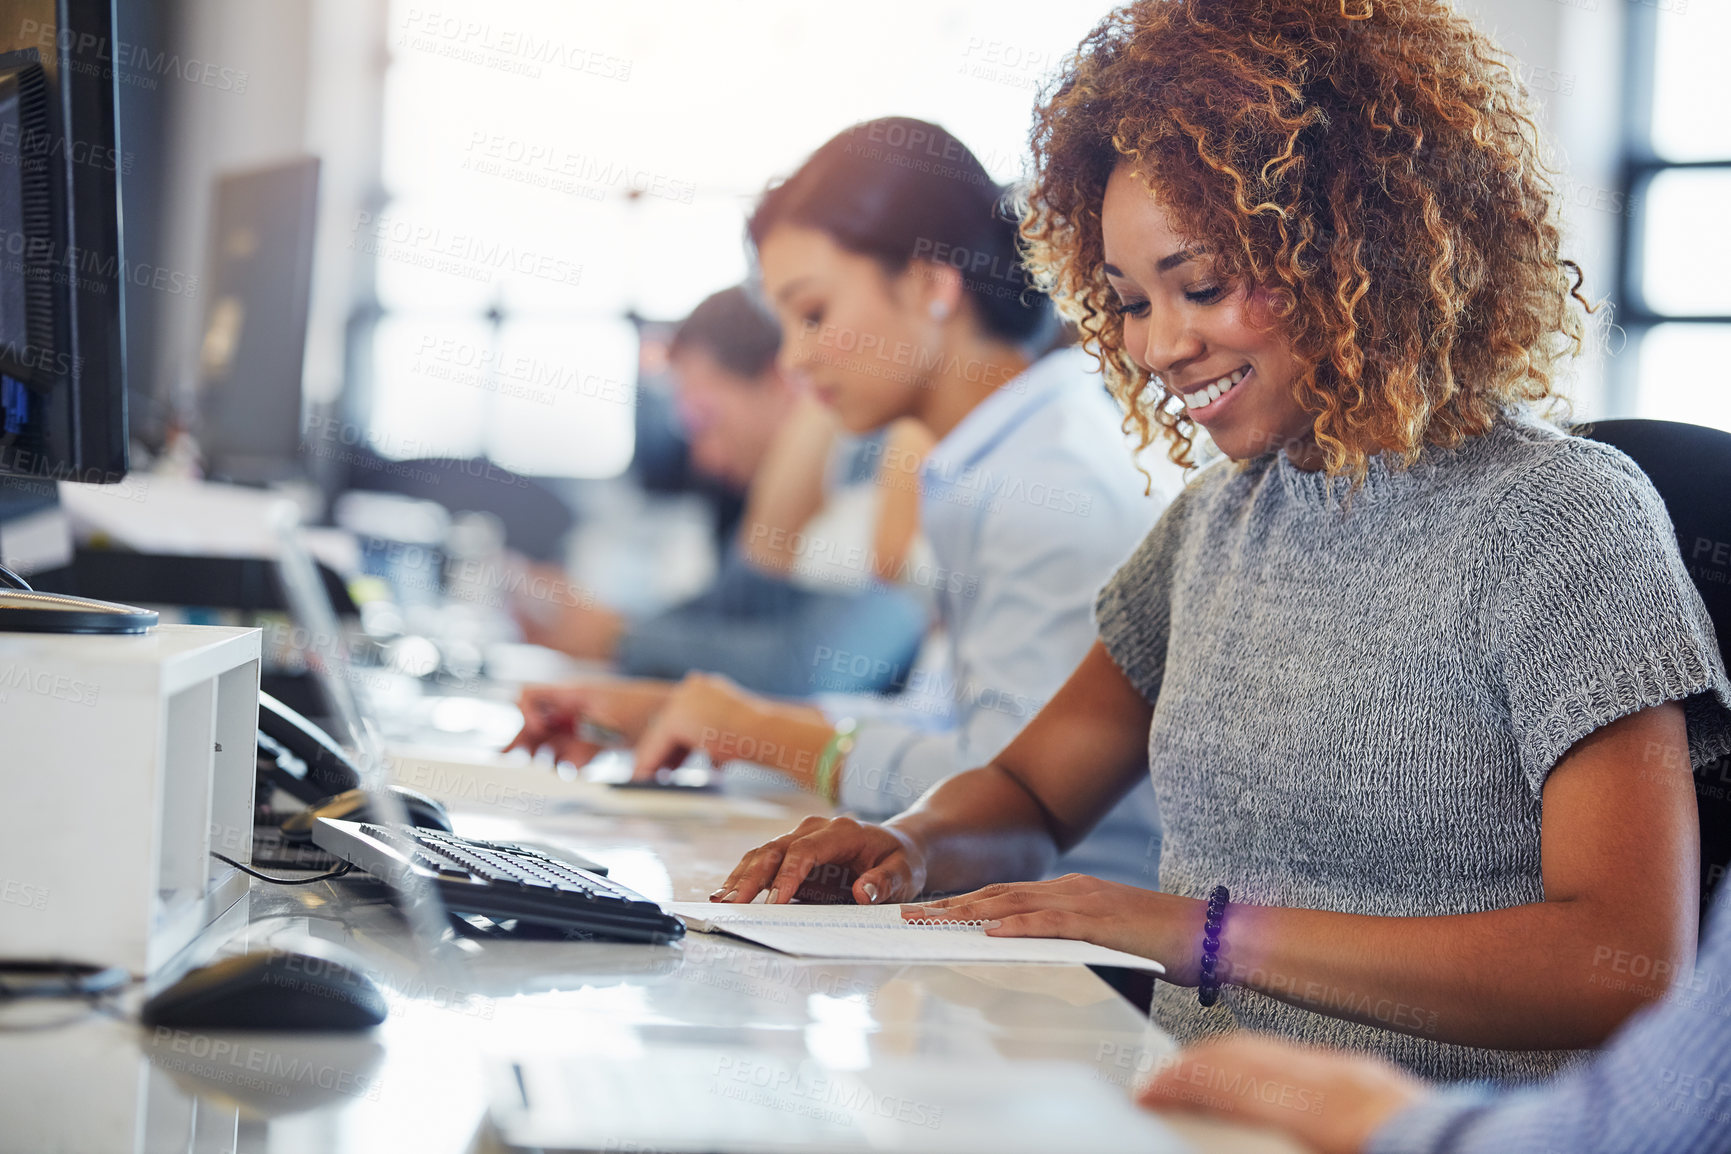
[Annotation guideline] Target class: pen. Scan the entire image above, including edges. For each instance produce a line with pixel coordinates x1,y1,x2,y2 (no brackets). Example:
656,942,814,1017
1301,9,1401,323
525,698,630,748
575,718,630,746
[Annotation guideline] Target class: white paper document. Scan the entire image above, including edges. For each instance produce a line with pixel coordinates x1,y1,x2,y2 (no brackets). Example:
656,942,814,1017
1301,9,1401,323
667,901,1165,972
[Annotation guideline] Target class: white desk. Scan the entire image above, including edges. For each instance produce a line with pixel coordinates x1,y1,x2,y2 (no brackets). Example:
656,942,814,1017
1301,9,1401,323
0,780,1302,1154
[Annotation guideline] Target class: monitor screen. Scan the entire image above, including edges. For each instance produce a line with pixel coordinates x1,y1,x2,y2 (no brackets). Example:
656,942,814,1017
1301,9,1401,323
196,156,318,483
0,0,127,483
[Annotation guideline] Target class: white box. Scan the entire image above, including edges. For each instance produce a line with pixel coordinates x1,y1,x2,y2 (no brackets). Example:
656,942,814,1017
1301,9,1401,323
0,624,261,975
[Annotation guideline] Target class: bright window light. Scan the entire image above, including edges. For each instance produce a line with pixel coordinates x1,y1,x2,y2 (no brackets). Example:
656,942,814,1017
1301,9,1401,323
1650,2,1731,162
369,316,493,462
1639,168,1731,317
1635,324,1731,434
368,314,637,478
489,318,638,478
370,0,1104,478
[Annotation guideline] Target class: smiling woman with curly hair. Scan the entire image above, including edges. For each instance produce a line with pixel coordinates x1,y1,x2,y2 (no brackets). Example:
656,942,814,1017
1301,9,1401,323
712,0,1731,1084
1023,0,1590,481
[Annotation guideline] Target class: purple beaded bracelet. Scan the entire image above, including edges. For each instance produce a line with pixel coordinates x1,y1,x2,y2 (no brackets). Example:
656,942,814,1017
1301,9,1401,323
1197,885,1229,1007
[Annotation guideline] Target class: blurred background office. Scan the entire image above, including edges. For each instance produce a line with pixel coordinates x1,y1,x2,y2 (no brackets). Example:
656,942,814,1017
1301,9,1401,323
10,0,1726,727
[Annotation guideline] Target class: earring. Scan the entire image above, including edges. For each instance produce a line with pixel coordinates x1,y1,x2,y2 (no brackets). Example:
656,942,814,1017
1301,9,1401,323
929,299,951,321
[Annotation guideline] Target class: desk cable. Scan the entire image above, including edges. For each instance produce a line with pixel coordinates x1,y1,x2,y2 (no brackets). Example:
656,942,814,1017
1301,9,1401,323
0,960,136,1032
212,852,354,886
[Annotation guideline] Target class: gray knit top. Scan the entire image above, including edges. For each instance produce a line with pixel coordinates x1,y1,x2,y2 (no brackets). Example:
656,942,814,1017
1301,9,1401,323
1095,409,1731,1084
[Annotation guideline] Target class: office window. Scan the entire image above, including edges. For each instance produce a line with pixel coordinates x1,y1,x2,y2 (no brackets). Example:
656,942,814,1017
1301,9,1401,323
1623,1,1731,433
365,0,1103,477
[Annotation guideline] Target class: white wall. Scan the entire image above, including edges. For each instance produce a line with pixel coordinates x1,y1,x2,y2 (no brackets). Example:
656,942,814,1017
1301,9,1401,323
148,0,387,420
1452,0,1630,419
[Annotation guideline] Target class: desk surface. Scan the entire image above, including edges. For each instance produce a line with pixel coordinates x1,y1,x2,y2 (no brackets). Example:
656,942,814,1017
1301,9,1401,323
0,772,1302,1154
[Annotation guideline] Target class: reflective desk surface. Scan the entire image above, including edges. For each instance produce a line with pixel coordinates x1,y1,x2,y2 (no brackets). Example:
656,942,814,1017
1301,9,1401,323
1,760,1303,1154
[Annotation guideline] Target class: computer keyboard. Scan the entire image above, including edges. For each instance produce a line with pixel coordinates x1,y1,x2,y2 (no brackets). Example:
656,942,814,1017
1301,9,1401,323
311,818,685,944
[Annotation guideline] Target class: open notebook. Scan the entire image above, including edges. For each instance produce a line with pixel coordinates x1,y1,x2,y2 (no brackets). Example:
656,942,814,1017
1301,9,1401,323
666,902,1164,972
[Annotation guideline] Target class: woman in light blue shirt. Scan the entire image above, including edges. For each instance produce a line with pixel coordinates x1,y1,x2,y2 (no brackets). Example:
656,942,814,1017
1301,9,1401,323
511,118,1166,888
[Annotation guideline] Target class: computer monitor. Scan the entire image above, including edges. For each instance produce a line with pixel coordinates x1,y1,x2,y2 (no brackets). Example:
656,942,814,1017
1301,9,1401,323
0,0,127,484
196,156,318,483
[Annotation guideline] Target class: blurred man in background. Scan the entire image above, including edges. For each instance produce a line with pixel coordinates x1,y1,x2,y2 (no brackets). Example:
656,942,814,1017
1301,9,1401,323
516,285,927,697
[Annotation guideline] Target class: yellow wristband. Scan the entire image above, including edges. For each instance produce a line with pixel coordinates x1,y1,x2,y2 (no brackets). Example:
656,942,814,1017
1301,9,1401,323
813,719,857,804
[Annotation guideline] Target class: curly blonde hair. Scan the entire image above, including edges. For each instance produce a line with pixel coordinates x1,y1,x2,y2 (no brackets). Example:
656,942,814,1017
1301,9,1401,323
1022,0,1592,480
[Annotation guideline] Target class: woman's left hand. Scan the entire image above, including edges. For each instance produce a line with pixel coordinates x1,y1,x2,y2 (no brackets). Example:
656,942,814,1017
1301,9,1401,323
631,673,757,781
902,875,1207,980
633,673,837,790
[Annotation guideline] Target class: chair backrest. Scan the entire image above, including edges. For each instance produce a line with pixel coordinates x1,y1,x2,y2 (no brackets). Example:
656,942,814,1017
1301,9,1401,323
1576,419,1731,924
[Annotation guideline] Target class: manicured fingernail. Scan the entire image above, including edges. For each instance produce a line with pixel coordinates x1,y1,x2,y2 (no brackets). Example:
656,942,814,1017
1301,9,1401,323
722,890,738,903
862,882,880,903
708,889,725,900
982,919,1002,929
768,888,780,904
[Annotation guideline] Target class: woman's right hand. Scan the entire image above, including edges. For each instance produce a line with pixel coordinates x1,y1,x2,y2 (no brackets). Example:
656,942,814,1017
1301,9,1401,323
505,679,673,766
711,816,928,905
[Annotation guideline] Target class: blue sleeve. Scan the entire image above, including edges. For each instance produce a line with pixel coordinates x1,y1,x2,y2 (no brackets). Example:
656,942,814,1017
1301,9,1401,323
1370,889,1731,1154
830,450,1139,818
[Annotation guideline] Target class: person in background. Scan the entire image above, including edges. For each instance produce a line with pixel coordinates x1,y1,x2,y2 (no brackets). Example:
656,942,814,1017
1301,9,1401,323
708,0,1731,1083
510,118,1168,890
742,391,935,603
515,285,927,698
1140,876,1731,1154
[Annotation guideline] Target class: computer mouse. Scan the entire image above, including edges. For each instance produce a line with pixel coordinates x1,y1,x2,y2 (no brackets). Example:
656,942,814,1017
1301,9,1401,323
140,948,388,1031
279,785,453,844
